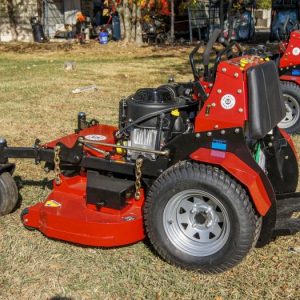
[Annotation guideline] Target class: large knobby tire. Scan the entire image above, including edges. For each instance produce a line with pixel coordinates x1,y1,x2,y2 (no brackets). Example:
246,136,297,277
278,81,300,134
0,172,18,216
144,162,261,273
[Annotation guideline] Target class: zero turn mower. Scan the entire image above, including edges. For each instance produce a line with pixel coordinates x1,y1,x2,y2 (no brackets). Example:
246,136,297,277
0,29,299,273
247,26,300,134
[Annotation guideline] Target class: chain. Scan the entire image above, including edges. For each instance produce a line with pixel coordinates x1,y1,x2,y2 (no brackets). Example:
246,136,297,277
135,158,143,200
54,145,61,185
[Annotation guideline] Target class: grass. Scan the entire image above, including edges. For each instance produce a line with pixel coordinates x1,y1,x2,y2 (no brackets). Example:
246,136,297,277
0,41,299,300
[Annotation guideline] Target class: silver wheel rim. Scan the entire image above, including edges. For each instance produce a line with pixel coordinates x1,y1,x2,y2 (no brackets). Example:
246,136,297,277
163,189,230,257
278,93,300,129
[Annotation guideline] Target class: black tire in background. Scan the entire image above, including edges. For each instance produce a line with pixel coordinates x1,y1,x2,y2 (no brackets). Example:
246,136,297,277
144,161,261,273
278,81,300,134
0,172,18,216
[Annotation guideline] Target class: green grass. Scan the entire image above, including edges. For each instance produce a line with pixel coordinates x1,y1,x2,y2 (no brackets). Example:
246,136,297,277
0,41,299,300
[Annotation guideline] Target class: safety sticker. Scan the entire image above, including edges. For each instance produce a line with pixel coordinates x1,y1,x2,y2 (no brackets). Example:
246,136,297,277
212,139,227,151
220,94,236,110
85,134,107,141
292,47,300,56
45,200,61,208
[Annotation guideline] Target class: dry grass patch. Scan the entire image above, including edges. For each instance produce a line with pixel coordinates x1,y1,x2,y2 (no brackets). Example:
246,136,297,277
0,41,299,300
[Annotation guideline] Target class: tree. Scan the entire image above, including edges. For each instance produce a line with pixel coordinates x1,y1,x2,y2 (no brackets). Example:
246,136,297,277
112,0,144,45
112,0,171,45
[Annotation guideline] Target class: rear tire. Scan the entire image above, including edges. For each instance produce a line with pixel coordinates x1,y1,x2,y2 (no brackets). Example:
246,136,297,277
0,172,18,216
144,162,260,273
278,81,300,134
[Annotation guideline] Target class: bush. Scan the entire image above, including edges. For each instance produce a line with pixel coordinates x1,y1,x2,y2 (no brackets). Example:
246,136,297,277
256,0,272,9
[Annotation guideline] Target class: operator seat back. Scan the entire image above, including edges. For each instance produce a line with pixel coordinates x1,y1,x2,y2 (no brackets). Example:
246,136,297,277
247,61,285,139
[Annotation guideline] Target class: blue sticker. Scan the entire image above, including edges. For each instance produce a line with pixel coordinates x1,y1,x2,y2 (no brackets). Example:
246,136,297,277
211,139,227,151
292,69,300,76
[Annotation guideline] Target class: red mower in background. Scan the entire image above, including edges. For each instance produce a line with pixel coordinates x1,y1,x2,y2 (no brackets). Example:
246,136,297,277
277,28,300,133
248,19,300,134
0,29,299,274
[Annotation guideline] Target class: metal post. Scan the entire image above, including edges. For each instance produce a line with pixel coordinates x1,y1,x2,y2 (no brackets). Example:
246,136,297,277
188,8,193,43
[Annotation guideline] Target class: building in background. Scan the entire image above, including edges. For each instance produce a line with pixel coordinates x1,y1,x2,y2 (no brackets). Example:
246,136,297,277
0,0,96,42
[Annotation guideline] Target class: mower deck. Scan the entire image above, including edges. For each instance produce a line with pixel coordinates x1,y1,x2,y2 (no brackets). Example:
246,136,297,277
21,174,300,247
22,175,145,247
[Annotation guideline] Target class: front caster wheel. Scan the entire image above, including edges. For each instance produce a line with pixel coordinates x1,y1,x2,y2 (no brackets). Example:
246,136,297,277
20,208,36,231
0,172,18,216
144,162,261,273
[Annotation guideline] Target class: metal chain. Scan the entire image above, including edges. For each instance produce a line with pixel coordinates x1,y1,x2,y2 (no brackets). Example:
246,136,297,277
54,145,61,185
135,158,143,200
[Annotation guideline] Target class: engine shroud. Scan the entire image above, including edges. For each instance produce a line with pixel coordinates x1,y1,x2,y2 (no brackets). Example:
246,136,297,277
127,88,182,127
119,86,198,160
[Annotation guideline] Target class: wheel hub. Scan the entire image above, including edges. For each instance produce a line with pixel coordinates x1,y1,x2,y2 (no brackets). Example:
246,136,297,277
278,93,300,129
163,190,230,256
190,204,217,230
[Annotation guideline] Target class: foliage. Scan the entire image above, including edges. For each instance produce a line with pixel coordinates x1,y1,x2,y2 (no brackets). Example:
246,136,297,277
256,0,272,9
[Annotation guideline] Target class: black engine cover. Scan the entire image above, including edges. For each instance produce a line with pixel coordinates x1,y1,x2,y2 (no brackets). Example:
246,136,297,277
125,87,187,128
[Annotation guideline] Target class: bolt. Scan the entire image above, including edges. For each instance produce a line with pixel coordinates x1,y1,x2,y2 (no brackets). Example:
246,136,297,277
270,136,274,140
209,83,213,87
195,133,201,138
234,72,239,78
211,102,216,107
220,130,226,135
168,220,173,225
237,89,242,94
214,125,219,129
222,67,227,72
217,89,222,94
207,132,212,137
268,142,273,147
234,128,240,133
285,155,289,160
238,108,244,113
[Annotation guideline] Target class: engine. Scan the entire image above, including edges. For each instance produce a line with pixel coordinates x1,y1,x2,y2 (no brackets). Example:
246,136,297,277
117,85,198,160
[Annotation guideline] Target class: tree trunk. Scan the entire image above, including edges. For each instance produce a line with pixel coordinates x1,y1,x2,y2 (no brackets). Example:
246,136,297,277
130,2,137,42
135,6,143,46
7,0,18,41
170,0,174,44
123,0,132,42
118,7,125,39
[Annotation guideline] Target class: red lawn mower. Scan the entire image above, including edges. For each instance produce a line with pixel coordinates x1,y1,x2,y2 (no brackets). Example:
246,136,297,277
248,22,300,133
0,29,299,273
277,28,300,133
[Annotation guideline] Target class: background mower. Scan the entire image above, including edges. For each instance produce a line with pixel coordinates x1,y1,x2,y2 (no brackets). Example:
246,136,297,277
275,25,300,133
0,29,300,273
248,24,300,133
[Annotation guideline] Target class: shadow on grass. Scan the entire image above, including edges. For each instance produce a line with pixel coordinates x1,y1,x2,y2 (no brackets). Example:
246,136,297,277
50,297,74,300
14,176,52,190
12,176,52,212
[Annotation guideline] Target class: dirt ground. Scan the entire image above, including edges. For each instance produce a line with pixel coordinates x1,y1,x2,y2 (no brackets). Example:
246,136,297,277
0,41,299,300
